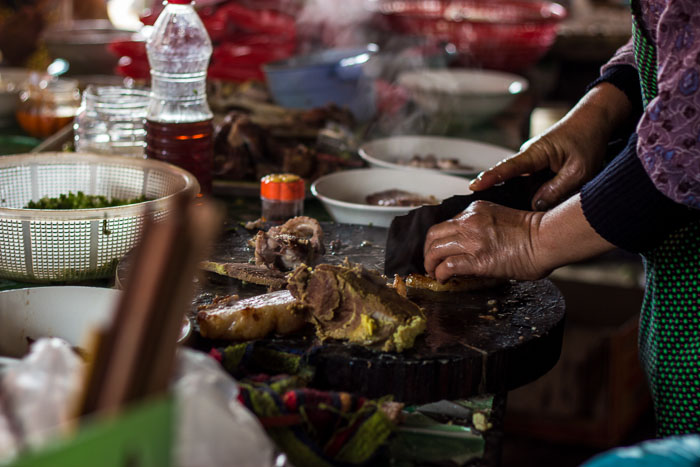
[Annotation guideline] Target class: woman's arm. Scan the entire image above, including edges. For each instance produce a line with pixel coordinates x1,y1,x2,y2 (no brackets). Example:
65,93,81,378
470,80,637,211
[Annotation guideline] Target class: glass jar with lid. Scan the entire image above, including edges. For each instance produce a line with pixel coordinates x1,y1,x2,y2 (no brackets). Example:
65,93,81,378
74,86,150,157
16,77,80,139
260,173,305,223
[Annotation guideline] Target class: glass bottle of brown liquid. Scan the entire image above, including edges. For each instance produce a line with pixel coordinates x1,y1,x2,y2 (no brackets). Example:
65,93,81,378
145,0,213,194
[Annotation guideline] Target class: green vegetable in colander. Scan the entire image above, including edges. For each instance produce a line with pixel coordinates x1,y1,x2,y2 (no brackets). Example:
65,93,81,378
25,191,148,209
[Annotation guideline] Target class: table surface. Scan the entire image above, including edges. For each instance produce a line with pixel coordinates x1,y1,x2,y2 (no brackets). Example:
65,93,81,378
116,215,565,405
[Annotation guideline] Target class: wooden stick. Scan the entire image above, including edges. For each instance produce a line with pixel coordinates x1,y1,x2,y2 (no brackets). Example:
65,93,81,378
77,193,222,418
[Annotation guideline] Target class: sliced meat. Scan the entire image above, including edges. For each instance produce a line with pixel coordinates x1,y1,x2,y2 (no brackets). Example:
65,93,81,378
197,290,306,340
365,189,438,207
404,274,504,292
200,261,288,290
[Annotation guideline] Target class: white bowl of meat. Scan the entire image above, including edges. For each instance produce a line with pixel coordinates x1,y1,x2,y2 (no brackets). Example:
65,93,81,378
311,168,471,227
359,135,513,177
398,68,528,125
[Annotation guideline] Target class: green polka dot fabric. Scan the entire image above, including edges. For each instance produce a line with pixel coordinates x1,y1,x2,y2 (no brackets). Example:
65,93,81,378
631,2,658,108
639,220,700,436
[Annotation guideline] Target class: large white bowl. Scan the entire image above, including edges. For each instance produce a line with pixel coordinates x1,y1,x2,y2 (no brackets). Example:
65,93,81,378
359,135,513,176
0,286,118,358
311,168,471,227
0,286,191,359
398,68,528,125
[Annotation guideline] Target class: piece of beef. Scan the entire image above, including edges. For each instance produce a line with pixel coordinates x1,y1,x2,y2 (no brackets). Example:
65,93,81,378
254,216,325,271
366,189,438,207
213,112,269,180
200,261,288,290
286,262,426,352
197,290,306,340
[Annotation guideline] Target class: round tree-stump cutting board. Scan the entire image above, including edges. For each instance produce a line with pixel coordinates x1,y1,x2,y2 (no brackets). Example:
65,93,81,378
117,222,565,404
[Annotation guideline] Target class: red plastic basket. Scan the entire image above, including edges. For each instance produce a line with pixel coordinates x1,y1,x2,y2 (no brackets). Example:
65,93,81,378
378,0,567,72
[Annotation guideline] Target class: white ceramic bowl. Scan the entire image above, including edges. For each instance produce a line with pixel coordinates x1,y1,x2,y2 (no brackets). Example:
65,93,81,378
398,68,528,125
0,286,192,359
359,135,513,176
43,20,133,75
311,168,471,227
0,286,118,358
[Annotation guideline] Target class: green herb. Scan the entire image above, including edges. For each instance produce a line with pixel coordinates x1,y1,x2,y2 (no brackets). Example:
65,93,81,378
25,191,148,209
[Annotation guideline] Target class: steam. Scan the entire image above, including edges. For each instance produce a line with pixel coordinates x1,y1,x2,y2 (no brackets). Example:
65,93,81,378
292,0,459,138
295,0,379,51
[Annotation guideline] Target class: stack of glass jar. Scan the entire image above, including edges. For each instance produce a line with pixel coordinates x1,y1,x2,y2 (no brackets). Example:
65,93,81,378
73,86,150,157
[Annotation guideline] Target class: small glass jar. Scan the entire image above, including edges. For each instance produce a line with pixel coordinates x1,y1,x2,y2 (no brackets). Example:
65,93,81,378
74,86,150,157
260,173,305,223
16,78,81,139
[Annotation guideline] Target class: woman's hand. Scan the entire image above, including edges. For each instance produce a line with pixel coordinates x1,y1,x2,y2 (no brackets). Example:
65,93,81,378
424,195,616,282
424,201,549,281
469,83,635,211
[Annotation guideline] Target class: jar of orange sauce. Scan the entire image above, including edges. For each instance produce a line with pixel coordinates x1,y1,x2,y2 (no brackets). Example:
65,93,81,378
16,78,80,139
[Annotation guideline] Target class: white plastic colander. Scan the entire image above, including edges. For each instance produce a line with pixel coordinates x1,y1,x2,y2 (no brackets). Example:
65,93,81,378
0,152,199,282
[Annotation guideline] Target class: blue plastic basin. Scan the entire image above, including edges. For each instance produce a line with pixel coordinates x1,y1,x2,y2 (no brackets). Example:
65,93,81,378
263,47,377,122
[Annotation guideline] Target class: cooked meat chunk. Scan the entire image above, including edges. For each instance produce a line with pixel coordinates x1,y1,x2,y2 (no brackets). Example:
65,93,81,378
365,189,438,207
254,216,325,271
197,290,306,340
404,274,504,292
396,154,474,171
200,261,288,290
287,262,426,352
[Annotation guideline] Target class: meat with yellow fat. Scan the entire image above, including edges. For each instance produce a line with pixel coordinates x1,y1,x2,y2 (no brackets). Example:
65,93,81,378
287,262,426,352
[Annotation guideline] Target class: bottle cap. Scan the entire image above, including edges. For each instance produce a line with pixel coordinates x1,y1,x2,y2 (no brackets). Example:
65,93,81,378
167,0,192,4
260,174,305,201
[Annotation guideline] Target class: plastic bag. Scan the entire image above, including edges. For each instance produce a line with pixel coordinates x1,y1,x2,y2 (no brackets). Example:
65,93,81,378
0,396,19,462
0,338,82,451
0,339,286,467
173,348,288,467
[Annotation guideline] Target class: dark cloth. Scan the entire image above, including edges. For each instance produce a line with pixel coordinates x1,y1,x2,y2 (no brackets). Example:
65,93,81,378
580,133,700,253
384,171,554,276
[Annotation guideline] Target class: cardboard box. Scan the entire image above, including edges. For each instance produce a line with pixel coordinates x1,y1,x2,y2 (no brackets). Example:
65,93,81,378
505,277,650,447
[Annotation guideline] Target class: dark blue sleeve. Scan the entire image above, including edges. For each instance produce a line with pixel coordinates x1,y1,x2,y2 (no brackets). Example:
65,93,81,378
580,134,700,253
587,64,644,116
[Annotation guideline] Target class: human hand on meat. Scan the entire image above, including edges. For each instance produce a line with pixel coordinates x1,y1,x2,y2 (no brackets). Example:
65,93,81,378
424,195,616,282
424,201,547,281
469,83,635,211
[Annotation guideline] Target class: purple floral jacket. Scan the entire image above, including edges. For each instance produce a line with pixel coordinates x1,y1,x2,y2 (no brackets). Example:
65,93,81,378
603,0,700,209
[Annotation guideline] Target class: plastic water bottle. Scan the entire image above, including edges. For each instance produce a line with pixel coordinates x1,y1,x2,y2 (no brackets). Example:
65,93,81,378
145,0,214,194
